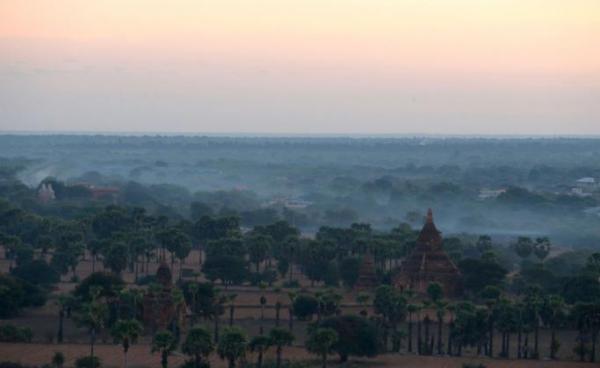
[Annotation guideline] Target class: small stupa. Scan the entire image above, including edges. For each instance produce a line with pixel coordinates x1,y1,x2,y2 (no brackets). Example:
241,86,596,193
142,262,186,331
354,250,378,290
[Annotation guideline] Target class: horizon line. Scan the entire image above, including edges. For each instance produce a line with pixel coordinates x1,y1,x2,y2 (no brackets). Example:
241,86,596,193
2,130,600,139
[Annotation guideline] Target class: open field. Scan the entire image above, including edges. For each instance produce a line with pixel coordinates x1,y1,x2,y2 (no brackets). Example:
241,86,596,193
0,343,595,368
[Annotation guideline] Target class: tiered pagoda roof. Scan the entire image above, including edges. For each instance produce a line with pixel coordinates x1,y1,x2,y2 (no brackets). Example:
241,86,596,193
354,251,378,290
393,209,462,297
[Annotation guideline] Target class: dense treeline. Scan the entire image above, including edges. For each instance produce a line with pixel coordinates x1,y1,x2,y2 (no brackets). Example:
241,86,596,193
1,190,600,366
2,136,600,246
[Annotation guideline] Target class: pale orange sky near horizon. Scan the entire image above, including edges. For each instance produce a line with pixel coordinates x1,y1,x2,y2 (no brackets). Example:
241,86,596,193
0,0,599,134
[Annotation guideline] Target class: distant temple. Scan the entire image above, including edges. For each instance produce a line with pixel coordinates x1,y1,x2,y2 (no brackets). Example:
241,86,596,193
393,209,462,298
354,251,378,290
142,262,187,332
38,183,56,203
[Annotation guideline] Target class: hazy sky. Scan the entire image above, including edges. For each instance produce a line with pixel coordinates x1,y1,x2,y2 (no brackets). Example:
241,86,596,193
1,0,599,135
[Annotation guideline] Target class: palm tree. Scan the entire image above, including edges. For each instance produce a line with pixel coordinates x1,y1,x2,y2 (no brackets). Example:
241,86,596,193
218,326,248,368
188,282,199,327
227,293,238,327
111,319,143,368
287,292,297,333
152,330,177,368
56,294,73,343
269,327,295,368
435,301,447,355
212,289,227,343
259,282,267,334
407,303,418,353
524,286,543,359
306,327,339,368
74,287,107,364
249,335,271,368
182,327,214,368
541,295,567,360
414,303,423,354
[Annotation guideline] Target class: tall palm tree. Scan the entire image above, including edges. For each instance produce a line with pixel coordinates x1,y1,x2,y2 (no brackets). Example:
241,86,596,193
249,335,271,368
151,330,177,368
407,303,418,353
541,295,567,360
74,287,107,364
218,326,248,368
56,294,73,344
111,319,143,368
435,301,447,355
228,293,238,327
269,327,295,368
182,327,214,368
188,283,199,327
259,282,267,334
287,292,297,332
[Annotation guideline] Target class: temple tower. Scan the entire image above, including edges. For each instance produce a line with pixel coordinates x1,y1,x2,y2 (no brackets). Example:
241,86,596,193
393,209,462,297
354,250,378,290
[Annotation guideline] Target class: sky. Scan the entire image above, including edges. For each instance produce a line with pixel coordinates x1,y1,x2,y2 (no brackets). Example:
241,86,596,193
0,0,599,135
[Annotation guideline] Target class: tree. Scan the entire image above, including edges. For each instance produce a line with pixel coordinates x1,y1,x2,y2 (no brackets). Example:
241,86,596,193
182,327,214,368
0,274,46,318
306,327,339,368
373,285,407,351
152,330,177,368
533,237,551,263
52,352,65,368
269,328,295,368
246,234,272,273
74,288,108,365
102,242,129,275
190,202,214,221
476,235,493,255
202,255,248,287
427,282,443,303
562,275,600,304
11,259,59,287
318,315,378,362
339,257,360,289
292,294,319,320
111,319,143,368
217,326,248,368
56,294,75,343
513,237,533,260
540,295,567,359
458,258,507,294
74,272,125,302
249,335,271,368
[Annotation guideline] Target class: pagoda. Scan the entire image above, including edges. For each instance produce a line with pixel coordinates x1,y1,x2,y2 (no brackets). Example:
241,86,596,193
393,209,462,297
142,262,187,332
354,251,378,290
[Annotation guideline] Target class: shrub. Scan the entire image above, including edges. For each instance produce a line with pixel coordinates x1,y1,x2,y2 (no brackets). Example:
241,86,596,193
318,315,378,362
0,275,46,318
135,274,157,286
462,364,486,368
292,295,318,320
0,363,32,368
282,280,300,288
75,356,101,368
0,325,34,342
10,260,59,287
74,272,124,301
